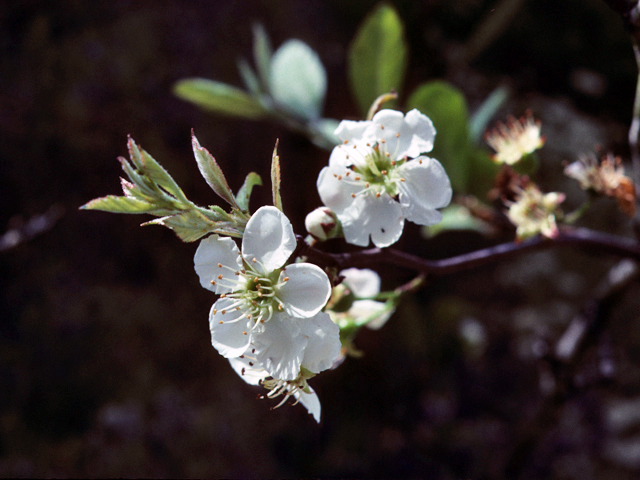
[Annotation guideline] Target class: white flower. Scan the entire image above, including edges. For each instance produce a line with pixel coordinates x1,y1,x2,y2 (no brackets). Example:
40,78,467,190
507,185,565,240
485,111,545,165
228,310,341,423
194,206,334,380
316,109,452,248
331,268,395,330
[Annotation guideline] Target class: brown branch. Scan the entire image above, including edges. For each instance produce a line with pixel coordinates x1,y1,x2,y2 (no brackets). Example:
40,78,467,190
300,226,640,276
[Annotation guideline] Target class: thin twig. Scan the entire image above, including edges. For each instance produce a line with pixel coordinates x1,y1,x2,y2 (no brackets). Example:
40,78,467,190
300,226,640,276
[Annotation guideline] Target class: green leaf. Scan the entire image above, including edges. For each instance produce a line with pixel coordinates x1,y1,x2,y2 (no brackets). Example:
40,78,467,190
81,195,158,214
468,148,500,198
143,210,221,242
269,40,327,120
252,23,273,88
128,137,188,203
235,172,263,211
469,85,510,143
407,81,471,192
348,2,407,117
173,78,267,119
237,58,262,95
271,140,283,212
191,133,239,208
421,204,494,238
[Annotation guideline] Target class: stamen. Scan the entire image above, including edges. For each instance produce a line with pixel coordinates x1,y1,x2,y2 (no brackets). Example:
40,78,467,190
213,309,217,314
376,192,381,197
242,331,247,335
210,280,216,285
396,133,400,138
218,320,223,324
218,274,223,280
218,263,222,268
221,309,226,314
283,277,289,282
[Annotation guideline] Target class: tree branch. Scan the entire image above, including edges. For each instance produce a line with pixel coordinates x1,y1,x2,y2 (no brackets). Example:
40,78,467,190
300,226,640,275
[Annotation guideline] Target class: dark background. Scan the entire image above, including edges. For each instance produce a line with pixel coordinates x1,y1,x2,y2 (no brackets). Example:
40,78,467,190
2,0,640,478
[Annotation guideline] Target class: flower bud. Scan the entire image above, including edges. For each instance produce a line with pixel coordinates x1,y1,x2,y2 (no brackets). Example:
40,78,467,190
305,207,341,241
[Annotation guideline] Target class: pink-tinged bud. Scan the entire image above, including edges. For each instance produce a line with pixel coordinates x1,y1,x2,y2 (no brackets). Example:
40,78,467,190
305,207,340,241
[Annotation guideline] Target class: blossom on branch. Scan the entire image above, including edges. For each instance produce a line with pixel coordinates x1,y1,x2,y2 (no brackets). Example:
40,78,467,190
486,111,545,166
316,109,452,248
194,206,339,381
564,152,636,217
506,184,565,241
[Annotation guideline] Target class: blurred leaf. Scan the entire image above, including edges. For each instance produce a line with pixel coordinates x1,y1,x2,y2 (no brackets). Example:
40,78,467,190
237,58,262,95
269,40,327,120
469,85,510,143
271,140,282,212
407,81,471,192
421,204,493,238
191,133,239,208
235,172,263,212
310,118,340,146
81,195,159,214
468,148,500,198
348,2,407,116
252,23,273,88
144,210,222,242
173,78,267,119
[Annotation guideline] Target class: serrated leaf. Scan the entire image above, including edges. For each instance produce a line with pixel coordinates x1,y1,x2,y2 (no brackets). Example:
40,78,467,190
173,79,267,119
271,140,282,212
81,195,158,214
128,138,189,203
144,210,220,242
348,3,407,116
253,23,273,88
236,172,263,211
407,81,471,192
269,40,327,120
191,133,239,208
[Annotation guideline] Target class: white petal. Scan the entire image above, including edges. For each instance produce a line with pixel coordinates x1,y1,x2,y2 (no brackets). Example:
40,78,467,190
369,109,435,159
295,387,321,423
298,312,341,374
228,353,268,386
350,300,395,330
341,192,405,248
194,235,242,294
278,263,331,318
317,165,363,215
334,118,370,142
340,268,381,297
328,143,369,169
242,206,296,274
253,314,305,381
209,298,252,358
397,157,452,225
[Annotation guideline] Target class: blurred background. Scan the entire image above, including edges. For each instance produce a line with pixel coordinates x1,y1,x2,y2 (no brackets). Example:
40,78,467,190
2,0,640,478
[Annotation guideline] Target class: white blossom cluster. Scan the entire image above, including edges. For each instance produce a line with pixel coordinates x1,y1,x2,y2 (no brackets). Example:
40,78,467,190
194,109,452,421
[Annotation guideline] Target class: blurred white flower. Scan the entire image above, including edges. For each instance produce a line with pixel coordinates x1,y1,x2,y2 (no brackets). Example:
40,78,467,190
507,185,565,240
486,111,545,165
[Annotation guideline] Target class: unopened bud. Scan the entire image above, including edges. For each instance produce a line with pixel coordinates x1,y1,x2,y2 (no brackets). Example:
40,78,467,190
305,207,341,241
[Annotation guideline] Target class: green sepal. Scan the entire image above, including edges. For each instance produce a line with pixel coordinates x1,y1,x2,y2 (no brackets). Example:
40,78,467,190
271,140,283,212
348,2,407,116
235,172,263,212
191,132,240,209
173,78,267,119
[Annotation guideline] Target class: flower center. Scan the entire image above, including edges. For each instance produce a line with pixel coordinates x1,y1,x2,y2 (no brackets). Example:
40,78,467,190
211,259,289,324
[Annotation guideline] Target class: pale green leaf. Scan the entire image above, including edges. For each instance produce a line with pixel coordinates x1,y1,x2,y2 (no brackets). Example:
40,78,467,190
191,133,239,208
269,40,327,120
173,78,267,119
469,85,510,143
235,172,263,211
421,204,494,238
348,3,407,116
144,210,220,242
271,140,282,212
407,81,471,192
253,23,273,88
81,195,159,214
237,58,262,95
